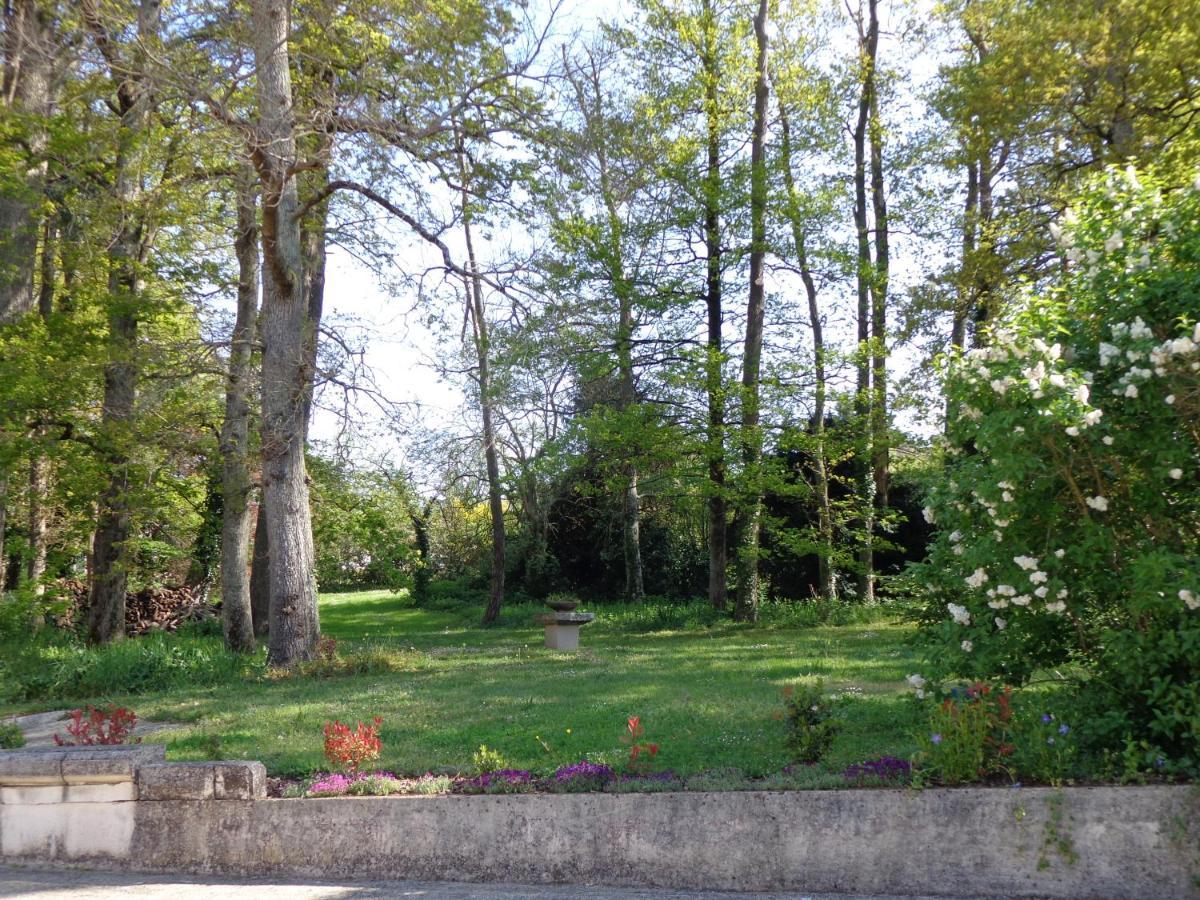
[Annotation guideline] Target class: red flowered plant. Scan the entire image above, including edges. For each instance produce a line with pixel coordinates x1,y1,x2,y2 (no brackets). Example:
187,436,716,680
323,717,383,774
620,715,660,774
53,705,139,746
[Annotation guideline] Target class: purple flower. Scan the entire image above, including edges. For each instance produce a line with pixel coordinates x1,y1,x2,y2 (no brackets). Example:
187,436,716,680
553,761,614,784
468,769,532,789
1058,723,1069,735
1041,713,1053,724
843,757,911,783
931,733,943,745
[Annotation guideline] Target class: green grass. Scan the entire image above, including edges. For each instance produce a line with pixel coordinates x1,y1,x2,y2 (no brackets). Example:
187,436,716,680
1,588,926,779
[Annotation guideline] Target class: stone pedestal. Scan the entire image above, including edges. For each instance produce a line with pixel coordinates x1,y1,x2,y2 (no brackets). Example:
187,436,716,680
534,612,595,650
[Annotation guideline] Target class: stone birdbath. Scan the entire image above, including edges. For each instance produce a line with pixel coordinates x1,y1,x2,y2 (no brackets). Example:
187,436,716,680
535,598,594,650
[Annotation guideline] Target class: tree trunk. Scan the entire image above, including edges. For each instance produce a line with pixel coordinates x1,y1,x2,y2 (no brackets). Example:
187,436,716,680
248,146,329,637
0,477,8,589
410,499,433,603
249,509,270,636
780,108,835,601
252,0,320,667
453,131,505,626
84,0,160,645
701,0,727,611
0,0,52,324
868,0,890,541
851,0,879,604
733,0,770,623
220,172,260,654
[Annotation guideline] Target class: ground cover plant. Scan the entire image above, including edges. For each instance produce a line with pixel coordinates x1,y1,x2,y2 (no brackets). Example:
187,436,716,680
0,588,928,781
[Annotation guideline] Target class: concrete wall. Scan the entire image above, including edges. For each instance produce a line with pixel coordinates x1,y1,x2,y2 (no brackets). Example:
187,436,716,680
2,747,1198,898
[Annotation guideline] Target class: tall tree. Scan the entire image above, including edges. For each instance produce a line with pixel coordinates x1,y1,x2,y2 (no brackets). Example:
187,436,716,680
82,0,162,643
251,0,320,666
0,0,53,324
849,0,879,604
733,0,770,622
219,170,259,653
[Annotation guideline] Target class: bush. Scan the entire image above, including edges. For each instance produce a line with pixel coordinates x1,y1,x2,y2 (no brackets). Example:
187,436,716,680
778,680,841,764
0,632,256,703
322,717,383,774
0,721,24,749
911,167,1200,776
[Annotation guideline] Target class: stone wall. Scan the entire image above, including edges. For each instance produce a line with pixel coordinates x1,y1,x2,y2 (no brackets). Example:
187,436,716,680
2,747,1197,897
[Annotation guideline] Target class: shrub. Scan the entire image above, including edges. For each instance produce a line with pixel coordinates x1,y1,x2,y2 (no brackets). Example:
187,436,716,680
778,680,840,764
914,684,1014,785
620,716,660,774
0,721,24,749
53,705,139,746
322,717,382,774
472,744,507,775
911,167,1200,776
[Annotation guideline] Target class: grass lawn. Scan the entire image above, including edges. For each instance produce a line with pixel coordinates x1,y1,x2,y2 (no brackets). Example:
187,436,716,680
3,589,927,779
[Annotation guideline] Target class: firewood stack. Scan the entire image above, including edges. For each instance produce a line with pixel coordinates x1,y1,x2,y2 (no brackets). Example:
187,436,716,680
54,580,217,635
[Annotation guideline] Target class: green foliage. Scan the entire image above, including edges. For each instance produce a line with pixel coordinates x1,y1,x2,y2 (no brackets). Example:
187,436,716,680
910,168,1200,775
0,633,257,703
472,744,508,775
309,458,418,591
0,721,24,749
779,680,841,764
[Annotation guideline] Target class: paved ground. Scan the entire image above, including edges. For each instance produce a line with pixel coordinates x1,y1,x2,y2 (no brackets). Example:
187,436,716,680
0,868,974,899
0,711,177,748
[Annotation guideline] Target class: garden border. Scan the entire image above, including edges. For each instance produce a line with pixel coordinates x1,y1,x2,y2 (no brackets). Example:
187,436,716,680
1,747,1197,898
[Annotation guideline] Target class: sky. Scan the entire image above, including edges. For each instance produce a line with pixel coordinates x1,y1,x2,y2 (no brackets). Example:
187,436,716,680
306,0,950,477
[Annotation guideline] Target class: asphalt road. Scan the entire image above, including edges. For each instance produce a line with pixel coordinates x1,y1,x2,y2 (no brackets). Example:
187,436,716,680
0,867,974,899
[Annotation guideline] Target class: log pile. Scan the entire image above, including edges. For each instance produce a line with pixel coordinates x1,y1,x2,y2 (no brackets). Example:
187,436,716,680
55,580,217,635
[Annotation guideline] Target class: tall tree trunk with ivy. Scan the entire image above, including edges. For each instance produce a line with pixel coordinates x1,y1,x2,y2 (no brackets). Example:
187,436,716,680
82,0,160,644
220,172,260,654
868,0,890,557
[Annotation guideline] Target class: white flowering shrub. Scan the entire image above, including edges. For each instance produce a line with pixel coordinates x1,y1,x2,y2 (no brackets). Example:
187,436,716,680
911,168,1200,775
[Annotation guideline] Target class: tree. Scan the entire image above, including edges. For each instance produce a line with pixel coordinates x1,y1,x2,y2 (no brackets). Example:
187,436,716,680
732,0,770,622
219,170,259,653
249,0,321,666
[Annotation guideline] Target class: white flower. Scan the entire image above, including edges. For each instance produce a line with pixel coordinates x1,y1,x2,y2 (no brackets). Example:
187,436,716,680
1102,435,1115,446
1049,372,1067,389
988,598,1009,609
922,506,936,524
952,545,965,555
1014,555,1039,571
1086,495,1109,512
1166,395,1175,405
948,603,972,625
1124,384,1139,399
1073,385,1090,404
996,584,1017,597
1035,586,1049,598
1057,588,1069,599
1002,491,1014,502
1030,571,1049,585
1084,409,1104,426
1045,601,1067,614
965,568,988,589
990,379,1009,396
1054,549,1065,558
1170,468,1183,480
994,617,1006,630
1104,232,1125,253
1066,426,1080,437
1012,595,1032,607
1181,589,1200,611
961,640,974,653
949,530,963,543
907,673,927,690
